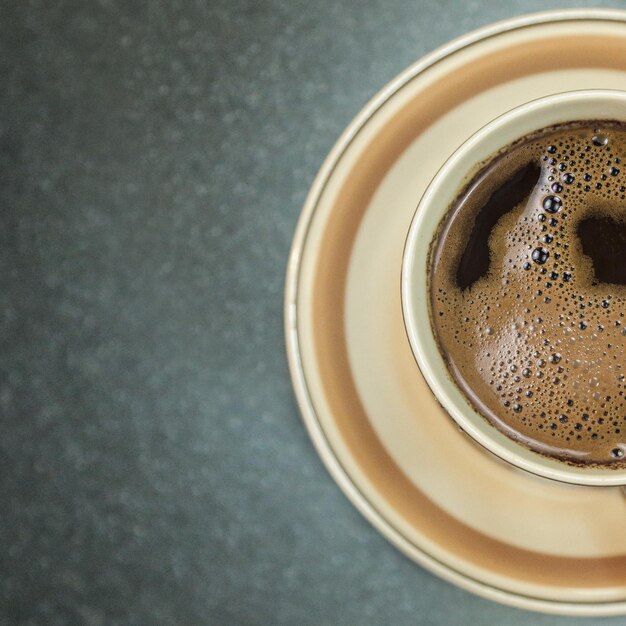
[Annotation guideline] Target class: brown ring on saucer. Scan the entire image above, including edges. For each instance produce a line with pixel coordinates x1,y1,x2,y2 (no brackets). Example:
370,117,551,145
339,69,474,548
310,33,626,590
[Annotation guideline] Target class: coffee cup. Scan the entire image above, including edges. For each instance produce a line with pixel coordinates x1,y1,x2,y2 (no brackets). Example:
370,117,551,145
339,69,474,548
402,89,626,487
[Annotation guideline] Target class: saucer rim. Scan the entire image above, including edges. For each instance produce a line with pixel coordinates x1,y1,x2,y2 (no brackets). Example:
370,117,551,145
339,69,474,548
285,8,626,616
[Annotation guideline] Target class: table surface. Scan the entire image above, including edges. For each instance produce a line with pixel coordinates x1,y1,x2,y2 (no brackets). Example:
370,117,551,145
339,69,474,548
4,1,626,624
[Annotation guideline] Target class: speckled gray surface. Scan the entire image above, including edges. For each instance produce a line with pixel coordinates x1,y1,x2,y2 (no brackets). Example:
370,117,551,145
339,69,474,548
3,1,626,624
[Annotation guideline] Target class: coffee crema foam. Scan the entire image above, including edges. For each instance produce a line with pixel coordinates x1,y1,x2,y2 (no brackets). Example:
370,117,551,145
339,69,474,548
430,121,626,466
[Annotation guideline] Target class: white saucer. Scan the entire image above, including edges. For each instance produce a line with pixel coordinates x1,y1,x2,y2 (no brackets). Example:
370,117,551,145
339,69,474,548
285,9,626,616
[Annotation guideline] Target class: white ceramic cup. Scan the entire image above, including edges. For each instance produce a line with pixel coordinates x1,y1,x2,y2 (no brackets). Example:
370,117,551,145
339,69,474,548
402,89,626,487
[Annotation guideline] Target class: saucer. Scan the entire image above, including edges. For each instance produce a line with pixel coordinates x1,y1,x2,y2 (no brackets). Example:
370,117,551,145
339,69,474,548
285,9,626,616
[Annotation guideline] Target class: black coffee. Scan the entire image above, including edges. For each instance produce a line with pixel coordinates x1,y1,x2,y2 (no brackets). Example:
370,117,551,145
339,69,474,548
430,121,626,465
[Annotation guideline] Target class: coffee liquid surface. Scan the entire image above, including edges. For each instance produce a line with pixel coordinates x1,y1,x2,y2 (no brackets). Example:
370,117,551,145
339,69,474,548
430,121,626,465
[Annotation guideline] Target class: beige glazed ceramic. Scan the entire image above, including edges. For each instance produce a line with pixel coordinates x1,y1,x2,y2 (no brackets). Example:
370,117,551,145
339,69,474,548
402,89,626,487
286,9,626,616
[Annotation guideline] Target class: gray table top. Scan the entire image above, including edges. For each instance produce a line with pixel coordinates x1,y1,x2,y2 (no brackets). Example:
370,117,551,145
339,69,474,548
4,1,626,624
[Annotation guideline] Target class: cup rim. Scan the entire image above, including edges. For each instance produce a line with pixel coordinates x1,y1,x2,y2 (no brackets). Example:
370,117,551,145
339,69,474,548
401,89,626,487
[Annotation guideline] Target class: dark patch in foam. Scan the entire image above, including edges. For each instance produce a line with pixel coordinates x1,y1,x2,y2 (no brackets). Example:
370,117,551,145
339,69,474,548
456,162,541,290
578,215,626,285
